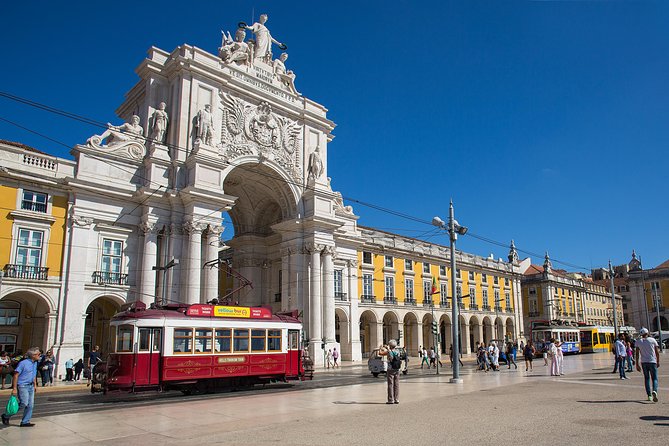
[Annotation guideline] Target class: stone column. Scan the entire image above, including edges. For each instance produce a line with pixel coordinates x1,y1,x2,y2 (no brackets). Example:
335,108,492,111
203,226,221,302
513,277,523,341
307,243,324,361
416,322,424,356
280,247,291,311
347,259,361,361
461,320,471,355
140,222,158,305
184,222,204,305
167,223,182,304
322,246,336,344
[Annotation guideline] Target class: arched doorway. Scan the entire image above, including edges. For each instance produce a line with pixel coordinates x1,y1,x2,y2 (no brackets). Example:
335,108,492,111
403,312,418,354
382,311,399,345
359,310,378,357
482,316,493,345
652,316,669,331
422,314,435,352
505,318,515,343
470,315,482,350
440,315,452,355
84,296,123,359
334,308,349,347
0,291,53,354
494,317,504,340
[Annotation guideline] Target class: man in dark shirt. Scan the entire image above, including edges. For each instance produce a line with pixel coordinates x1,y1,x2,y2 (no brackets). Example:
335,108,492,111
87,345,101,387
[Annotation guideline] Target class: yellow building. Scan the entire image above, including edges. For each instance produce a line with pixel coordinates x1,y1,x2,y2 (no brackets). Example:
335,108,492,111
628,254,669,332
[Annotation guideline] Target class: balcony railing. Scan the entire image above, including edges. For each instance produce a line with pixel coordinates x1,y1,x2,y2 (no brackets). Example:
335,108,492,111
335,292,348,301
424,300,434,307
361,295,376,303
21,201,47,213
494,306,503,313
469,303,479,310
3,264,49,281
92,271,129,286
528,311,540,317
404,299,417,306
506,308,514,313
458,302,466,310
384,296,396,304
440,300,451,309
482,305,491,311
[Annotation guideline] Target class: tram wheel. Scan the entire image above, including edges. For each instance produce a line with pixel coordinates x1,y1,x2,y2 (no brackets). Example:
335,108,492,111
181,388,192,395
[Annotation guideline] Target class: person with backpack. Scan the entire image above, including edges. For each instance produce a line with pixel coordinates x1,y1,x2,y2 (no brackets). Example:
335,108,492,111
524,341,536,372
379,339,401,404
1,347,41,427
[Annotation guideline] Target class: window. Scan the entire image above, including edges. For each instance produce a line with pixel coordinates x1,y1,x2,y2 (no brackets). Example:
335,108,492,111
101,239,123,275
362,251,372,264
0,334,17,354
0,301,20,326
440,284,448,301
117,325,134,352
234,329,249,352
493,276,499,285
173,328,193,353
385,276,394,298
363,274,373,297
494,290,500,306
468,271,475,281
423,262,430,274
405,259,412,270
482,289,489,308
195,329,212,353
529,287,536,296
405,278,414,300
482,273,488,283
423,280,431,299
21,190,47,213
385,256,393,268
16,229,43,267
456,270,461,279
456,284,462,298
334,270,343,295
505,292,511,308
469,287,476,300
268,329,282,351
139,328,151,351
215,329,231,352
440,265,446,276
251,329,266,351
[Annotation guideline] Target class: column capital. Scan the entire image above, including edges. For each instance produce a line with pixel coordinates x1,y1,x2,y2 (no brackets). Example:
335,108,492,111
183,221,206,235
207,225,225,237
305,243,325,254
347,259,359,268
139,221,156,235
322,245,337,258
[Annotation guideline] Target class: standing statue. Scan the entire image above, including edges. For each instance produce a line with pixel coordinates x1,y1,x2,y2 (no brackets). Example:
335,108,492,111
220,29,251,65
150,102,169,143
273,53,297,94
194,104,215,145
90,115,144,147
308,146,324,180
243,14,286,63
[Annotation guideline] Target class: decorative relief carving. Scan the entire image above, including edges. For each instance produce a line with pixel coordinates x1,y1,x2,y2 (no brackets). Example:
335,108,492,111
72,216,94,228
182,221,206,235
305,243,325,255
138,222,156,235
347,259,359,268
220,92,302,181
322,245,337,258
86,116,147,161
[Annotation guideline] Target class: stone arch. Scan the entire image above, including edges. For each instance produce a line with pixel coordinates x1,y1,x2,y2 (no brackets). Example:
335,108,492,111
382,310,400,345
359,310,378,358
334,307,349,349
84,295,124,357
505,318,515,342
0,290,55,354
421,313,436,353
482,316,494,345
402,311,419,354
494,316,504,340
440,314,452,355
652,315,669,331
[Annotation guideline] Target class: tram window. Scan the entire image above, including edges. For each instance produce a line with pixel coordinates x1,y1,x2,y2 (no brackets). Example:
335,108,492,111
288,331,299,350
268,330,282,351
138,329,151,351
117,325,133,352
215,329,231,352
195,329,213,353
152,329,162,352
251,329,266,352
174,328,193,354
233,329,249,352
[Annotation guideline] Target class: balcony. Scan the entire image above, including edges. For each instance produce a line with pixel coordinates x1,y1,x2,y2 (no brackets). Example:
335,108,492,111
482,305,491,311
528,311,540,317
3,264,49,281
361,295,376,303
335,292,348,301
469,303,479,310
404,299,417,306
494,306,503,312
383,296,397,305
21,201,48,213
424,300,434,308
506,308,514,313
440,300,451,309
458,302,467,310
92,271,129,286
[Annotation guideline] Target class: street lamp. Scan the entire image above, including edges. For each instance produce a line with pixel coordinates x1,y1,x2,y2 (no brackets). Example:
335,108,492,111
608,260,618,338
153,257,179,306
653,285,663,351
433,200,467,384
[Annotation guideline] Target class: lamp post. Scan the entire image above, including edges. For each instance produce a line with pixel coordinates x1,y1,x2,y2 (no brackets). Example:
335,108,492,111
609,261,618,337
653,286,663,351
433,200,467,384
153,257,179,306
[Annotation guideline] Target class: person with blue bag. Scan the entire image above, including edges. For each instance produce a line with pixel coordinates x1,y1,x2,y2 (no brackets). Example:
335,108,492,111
1,347,41,427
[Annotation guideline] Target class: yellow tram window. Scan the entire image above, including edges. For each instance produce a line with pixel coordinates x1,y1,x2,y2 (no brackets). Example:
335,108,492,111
174,328,193,354
233,329,249,352
268,329,282,351
195,329,213,353
117,325,134,352
215,329,231,352
251,329,266,352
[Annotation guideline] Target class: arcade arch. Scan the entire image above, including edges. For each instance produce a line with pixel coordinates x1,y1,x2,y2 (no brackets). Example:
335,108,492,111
83,295,123,357
359,310,378,357
0,291,54,354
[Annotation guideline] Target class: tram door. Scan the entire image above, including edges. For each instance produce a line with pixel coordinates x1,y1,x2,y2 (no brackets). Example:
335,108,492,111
287,330,300,376
134,328,162,386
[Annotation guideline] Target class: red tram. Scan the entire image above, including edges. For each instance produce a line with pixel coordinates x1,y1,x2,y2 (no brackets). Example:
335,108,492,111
92,301,312,394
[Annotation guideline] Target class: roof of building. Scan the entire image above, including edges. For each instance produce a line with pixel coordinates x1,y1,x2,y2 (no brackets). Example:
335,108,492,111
655,259,669,269
524,264,544,275
0,139,49,155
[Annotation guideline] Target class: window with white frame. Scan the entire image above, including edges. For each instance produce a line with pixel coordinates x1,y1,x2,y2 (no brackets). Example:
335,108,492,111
405,278,414,300
16,228,43,268
482,289,489,308
529,287,536,296
385,256,393,268
0,334,17,354
405,259,412,270
494,290,500,307
493,275,498,285
440,265,446,276
423,262,430,274
456,284,462,298
469,286,476,300
334,269,343,295
385,276,394,298
440,283,448,302
0,301,20,326
423,280,431,299
468,271,475,281
363,274,373,297
21,190,48,213
482,273,488,283
101,239,123,276
456,269,461,279
505,292,510,308
362,252,372,264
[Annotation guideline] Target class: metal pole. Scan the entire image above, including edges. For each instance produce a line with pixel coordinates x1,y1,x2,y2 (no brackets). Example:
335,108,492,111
449,201,462,383
655,290,663,351
641,266,651,330
432,304,439,375
609,260,618,337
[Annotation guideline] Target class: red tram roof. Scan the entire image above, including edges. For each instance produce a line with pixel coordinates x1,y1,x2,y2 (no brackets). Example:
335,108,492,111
112,301,301,324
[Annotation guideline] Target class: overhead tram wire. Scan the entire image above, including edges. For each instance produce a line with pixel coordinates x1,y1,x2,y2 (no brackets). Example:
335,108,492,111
0,92,602,274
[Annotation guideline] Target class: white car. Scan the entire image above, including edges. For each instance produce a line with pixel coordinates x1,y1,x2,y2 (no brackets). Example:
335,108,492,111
368,348,408,377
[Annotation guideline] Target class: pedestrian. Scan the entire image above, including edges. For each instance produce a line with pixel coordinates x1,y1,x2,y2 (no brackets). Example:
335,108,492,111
520,340,525,352
1,347,41,427
87,345,101,387
418,345,423,359
420,347,430,369
332,347,339,368
614,333,627,380
64,358,74,381
39,350,54,386
449,344,463,367
429,347,436,368
635,328,660,402
625,337,634,372
0,351,12,390
477,343,489,372
74,359,84,381
549,339,560,376
556,340,564,375
326,349,333,369
379,339,401,404
524,340,535,372
542,342,548,366
506,342,518,369
490,341,500,371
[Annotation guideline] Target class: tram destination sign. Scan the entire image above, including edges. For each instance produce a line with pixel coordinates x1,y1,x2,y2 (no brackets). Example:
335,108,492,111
186,304,272,319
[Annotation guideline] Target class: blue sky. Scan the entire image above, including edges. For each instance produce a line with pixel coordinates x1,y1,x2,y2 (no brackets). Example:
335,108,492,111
1,1,667,271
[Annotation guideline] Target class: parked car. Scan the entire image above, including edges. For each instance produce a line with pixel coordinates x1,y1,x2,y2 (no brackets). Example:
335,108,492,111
368,347,408,377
